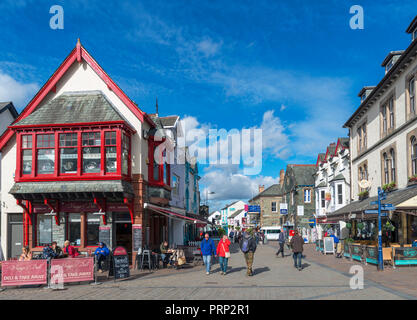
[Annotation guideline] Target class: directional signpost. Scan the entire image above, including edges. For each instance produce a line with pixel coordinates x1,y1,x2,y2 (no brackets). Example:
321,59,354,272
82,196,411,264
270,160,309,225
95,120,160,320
364,188,396,271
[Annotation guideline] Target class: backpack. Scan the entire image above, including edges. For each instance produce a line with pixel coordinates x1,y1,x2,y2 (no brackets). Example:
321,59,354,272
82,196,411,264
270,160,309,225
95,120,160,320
241,238,250,253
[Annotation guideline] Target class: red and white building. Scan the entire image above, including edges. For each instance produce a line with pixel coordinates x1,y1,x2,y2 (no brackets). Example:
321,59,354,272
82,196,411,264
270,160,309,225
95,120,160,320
0,40,206,263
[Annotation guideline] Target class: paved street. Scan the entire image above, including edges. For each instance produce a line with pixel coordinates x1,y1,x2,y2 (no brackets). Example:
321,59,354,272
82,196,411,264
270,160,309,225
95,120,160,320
0,243,415,300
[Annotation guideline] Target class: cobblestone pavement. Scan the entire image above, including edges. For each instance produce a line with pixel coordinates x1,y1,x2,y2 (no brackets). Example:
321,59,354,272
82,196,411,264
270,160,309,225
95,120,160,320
0,243,415,300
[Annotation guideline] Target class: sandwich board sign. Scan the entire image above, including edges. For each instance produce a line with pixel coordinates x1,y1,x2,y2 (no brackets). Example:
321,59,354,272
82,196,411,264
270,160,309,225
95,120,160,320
323,237,334,255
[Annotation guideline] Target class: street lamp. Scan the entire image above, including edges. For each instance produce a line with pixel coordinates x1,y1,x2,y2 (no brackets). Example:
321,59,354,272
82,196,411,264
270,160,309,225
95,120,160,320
206,190,215,206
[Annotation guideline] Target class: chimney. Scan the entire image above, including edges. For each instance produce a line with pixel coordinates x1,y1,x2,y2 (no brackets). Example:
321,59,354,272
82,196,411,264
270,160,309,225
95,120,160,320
259,185,265,193
155,97,159,117
279,169,285,186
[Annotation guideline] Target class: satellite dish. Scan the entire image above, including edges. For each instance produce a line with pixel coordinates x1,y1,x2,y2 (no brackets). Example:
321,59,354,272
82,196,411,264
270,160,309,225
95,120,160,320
358,179,371,189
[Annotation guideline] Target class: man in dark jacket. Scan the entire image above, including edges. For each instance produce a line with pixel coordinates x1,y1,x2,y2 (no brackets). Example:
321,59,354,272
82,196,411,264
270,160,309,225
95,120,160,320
240,230,257,276
200,233,216,275
276,230,286,257
290,230,304,271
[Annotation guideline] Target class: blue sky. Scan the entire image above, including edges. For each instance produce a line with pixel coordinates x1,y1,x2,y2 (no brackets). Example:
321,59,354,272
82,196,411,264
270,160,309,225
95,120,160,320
0,0,416,210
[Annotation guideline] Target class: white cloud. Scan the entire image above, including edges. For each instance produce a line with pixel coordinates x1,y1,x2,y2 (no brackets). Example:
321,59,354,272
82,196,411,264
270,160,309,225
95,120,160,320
196,38,222,57
0,71,38,110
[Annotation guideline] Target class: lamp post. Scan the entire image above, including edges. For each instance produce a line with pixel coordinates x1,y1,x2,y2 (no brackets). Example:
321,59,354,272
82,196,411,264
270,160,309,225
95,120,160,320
205,190,215,206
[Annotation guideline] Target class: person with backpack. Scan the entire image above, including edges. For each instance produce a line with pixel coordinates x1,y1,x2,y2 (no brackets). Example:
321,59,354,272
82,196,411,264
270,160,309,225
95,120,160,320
240,230,257,276
200,233,216,275
290,230,304,271
229,229,235,243
276,229,286,257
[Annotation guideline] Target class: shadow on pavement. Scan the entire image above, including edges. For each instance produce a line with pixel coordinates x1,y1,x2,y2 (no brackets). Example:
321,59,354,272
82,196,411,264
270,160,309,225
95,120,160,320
252,266,270,275
225,266,246,274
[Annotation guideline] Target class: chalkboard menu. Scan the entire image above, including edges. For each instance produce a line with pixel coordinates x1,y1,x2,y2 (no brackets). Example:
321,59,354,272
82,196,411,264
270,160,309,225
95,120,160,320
111,246,130,280
132,224,142,252
324,237,335,254
99,226,111,247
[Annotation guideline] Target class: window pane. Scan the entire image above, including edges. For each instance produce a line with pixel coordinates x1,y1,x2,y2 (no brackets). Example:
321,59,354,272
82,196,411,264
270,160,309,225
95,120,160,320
22,135,32,148
60,148,78,173
122,134,129,175
83,147,101,173
22,149,32,175
105,132,116,145
68,214,81,246
82,132,101,146
106,146,117,173
153,162,159,180
59,133,77,147
87,213,100,246
37,134,55,148
37,149,55,174
37,215,52,246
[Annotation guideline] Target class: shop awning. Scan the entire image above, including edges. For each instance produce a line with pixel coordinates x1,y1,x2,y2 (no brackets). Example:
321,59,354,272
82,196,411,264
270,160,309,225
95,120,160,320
9,180,134,201
144,203,210,225
328,184,417,219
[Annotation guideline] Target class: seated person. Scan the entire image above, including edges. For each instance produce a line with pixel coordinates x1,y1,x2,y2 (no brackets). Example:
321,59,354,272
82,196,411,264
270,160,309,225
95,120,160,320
42,243,60,260
160,241,171,267
19,246,32,261
94,242,110,273
51,241,62,258
412,240,417,247
63,240,80,258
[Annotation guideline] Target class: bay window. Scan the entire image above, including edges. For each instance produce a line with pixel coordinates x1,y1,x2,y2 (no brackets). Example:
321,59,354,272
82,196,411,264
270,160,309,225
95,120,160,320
412,136,417,176
37,134,55,175
16,126,132,181
148,137,170,186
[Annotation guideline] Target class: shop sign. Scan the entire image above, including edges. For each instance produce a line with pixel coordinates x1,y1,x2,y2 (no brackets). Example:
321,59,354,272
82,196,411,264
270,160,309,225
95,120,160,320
1,260,48,287
33,202,128,213
50,257,94,283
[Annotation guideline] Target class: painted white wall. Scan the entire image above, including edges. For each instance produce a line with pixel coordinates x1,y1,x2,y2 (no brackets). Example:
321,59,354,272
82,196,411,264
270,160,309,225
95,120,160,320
350,54,417,200
1,136,21,257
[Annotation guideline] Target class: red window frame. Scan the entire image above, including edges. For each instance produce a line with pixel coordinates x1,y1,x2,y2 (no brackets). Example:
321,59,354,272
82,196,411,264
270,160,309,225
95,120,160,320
105,131,118,175
148,137,170,187
21,134,33,176
59,132,79,175
36,133,56,177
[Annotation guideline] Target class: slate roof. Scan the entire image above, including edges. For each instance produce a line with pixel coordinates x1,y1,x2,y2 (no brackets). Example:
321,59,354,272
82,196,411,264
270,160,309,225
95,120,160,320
338,137,349,149
290,165,316,186
328,184,417,217
0,102,18,118
250,184,283,202
316,181,327,188
13,91,127,126
9,180,134,199
329,174,345,182
159,116,178,127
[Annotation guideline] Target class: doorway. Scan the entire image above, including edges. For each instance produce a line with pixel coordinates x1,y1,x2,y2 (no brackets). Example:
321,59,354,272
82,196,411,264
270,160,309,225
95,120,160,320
115,222,132,259
8,214,23,259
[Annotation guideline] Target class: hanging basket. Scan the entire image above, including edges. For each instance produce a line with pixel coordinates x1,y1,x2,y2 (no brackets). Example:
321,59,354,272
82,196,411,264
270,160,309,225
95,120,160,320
357,222,364,230
345,223,352,229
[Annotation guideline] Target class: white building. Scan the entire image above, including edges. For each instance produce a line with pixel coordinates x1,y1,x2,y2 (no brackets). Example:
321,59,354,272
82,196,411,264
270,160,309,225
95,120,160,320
220,200,246,231
314,138,350,217
330,15,417,245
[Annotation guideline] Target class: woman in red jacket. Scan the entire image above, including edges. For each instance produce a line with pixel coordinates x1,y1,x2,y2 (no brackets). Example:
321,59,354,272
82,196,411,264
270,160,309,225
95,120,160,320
216,234,231,275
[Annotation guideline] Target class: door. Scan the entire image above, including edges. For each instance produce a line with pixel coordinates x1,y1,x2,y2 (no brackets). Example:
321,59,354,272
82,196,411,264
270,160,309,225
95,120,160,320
8,214,23,259
115,222,132,260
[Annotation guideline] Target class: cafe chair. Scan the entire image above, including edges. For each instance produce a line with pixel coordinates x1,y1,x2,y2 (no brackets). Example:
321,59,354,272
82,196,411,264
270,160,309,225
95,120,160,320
382,247,394,267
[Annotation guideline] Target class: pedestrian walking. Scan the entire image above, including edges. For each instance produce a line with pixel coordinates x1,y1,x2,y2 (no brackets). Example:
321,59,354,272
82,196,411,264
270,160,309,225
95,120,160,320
229,229,235,243
200,233,216,275
290,230,304,271
240,230,257,276
276,230,286,257
216,234,231,275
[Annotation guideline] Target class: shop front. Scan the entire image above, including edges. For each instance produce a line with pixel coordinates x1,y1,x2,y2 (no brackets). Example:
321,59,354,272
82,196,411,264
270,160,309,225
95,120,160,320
10,181,135,257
